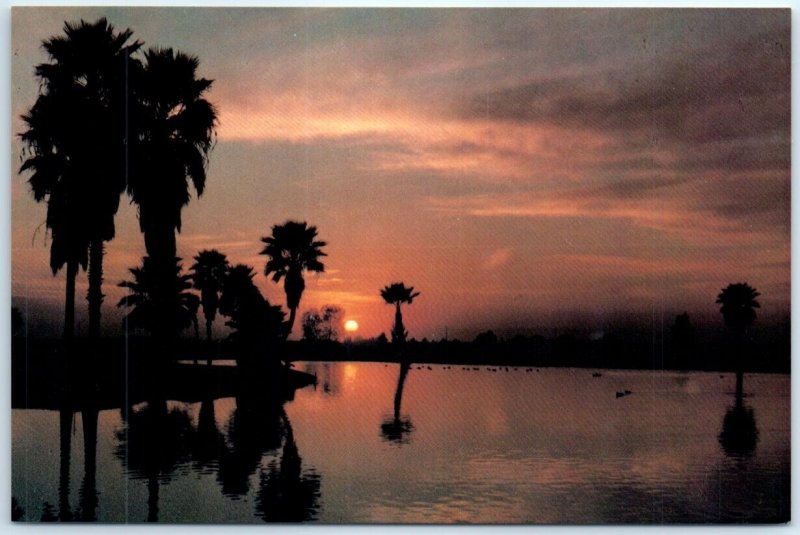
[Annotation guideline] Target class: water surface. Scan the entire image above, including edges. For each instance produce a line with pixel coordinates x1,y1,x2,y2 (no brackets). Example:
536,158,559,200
12,363,790,523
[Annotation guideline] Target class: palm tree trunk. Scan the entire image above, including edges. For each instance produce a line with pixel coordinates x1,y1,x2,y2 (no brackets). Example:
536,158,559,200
64,260,79,340
735,370,744,407
734,335,745,406
142,223,177,262
284,269,304,339
286,306,298,339
87,239,105,340
205,318,213,366
392,303,405,344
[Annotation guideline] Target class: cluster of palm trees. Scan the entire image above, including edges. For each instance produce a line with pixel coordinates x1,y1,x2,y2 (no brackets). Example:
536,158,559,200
117,220,329,353
20,18,216,341
19,20,762,382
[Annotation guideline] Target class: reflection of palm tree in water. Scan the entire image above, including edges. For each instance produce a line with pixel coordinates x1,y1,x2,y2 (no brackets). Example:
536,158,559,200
255,409,321,522
192,392,321,520
109,393,320,521
216,393,285,497
46,400,98,522
719,393,759,461
191,399,225,471
78,406,99,521
114,401,194,522
58,408,73,521
380,361,414,444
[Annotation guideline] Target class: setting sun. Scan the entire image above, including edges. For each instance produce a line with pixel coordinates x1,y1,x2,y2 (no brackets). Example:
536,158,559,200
344,320,359,332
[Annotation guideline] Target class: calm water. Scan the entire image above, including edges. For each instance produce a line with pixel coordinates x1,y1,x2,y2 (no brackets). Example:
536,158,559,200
12,362,790,523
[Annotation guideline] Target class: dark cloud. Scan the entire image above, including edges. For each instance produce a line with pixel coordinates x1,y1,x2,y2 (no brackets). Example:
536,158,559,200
462,23,789,149
694,175,790,223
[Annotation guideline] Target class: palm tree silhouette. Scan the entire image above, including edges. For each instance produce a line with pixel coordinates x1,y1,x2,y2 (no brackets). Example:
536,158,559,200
189,249,229,341
128,47,216,268
117,257,200,341
219,264,285,366
260,221,327,338
716,283,760,402
19,18,140,340
380,282,420,344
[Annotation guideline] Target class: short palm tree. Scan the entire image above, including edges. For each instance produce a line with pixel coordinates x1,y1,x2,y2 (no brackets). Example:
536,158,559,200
117,257,199,341
260,221,327,338
219,264,285,365
717,283,760,336
19,18,140,340
380,283,420,344
716,283,760,402
190,249,229,341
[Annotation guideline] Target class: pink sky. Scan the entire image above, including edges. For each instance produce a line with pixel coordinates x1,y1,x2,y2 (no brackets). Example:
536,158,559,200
11,8,790,340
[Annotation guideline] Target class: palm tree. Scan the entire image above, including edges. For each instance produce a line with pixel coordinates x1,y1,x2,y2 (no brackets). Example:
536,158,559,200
117,257,200,341
380,283,420,344
21,91,86,340
219,264,284,377
716,283,760,402
219,264,285,367
220,264,269,335
19,18,140,340
717,283,760,336
259,221,327,338
190,249,229,341
128,47,217,265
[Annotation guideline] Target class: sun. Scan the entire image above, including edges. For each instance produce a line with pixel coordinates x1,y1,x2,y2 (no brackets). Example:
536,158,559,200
344,319,359,332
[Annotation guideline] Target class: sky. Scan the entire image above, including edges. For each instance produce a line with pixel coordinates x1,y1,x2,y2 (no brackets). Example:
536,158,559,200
10,7,791,340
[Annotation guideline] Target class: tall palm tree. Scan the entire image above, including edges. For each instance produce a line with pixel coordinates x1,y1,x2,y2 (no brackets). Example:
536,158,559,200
128,47,217,265
117,256,199,341
19,18,140,339
380,283,420,344
21,93,86,340
716,283,760,402
190,249,229,341
259,221,327,338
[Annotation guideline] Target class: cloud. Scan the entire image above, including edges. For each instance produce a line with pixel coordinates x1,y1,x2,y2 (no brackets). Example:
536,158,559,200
459,25,789,143
11,8,791,338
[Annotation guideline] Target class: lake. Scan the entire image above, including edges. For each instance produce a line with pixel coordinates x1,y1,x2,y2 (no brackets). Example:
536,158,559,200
11,362,790,523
